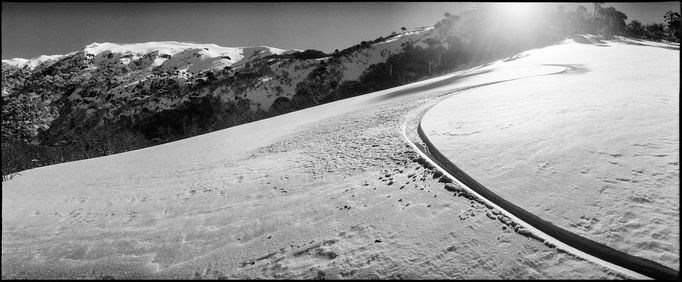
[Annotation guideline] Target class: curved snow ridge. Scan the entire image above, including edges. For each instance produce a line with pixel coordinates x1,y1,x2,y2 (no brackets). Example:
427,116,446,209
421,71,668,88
401,115,648,280
410,72,679,280
416,122,677,280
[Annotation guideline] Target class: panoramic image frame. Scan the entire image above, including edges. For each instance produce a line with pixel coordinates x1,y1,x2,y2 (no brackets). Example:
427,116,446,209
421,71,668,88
1,1,680,279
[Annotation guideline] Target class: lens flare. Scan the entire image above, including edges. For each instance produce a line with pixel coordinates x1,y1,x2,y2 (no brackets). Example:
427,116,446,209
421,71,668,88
490,3,542,28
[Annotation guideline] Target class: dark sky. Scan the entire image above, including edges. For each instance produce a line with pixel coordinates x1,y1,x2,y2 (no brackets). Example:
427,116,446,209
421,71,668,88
2,2,680,59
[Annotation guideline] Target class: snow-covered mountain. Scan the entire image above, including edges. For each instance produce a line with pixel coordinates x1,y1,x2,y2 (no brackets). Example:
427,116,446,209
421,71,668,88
1,7,557,146
1,25,445,143
2,54,70,70
4,42,297,71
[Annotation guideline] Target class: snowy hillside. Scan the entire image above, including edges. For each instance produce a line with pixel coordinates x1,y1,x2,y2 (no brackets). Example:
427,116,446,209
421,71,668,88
2,54,70,70
3,42,293,72
6,6,551,151
337,26,436,81
5,35,678,279
83,42,293,73
421,37,680,270
1,26,440,144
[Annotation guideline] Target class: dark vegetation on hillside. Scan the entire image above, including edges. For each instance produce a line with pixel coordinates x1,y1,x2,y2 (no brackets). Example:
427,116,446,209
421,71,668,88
2,5,680,180
266,49,329,61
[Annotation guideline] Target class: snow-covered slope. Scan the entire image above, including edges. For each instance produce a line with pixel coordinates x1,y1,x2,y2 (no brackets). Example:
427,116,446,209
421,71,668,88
421,38,680,270
2,54,69,69
3,41,636,279
338,27,436,81
3,42,290,72
83,41,291,72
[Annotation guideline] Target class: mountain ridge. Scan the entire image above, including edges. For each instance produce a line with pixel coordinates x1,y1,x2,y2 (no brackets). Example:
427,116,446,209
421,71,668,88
3,6,580,176
2,24,442,144
3,41,298,71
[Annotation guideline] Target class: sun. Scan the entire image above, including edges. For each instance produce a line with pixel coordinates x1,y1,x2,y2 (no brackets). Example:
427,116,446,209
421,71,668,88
491,3,541,26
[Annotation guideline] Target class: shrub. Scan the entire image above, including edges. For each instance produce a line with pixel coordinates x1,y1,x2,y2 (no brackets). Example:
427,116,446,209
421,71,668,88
2,129,151,180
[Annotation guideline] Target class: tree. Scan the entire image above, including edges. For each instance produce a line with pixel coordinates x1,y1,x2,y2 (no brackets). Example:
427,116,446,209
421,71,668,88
597,6,627,37
664,10,681,41
222,66,231,74
593,2,603,21
205,71,217,82
423,38,440,48
291,49,327,60
645,23,666,40
592,2,604,32
626,20,645,38
569,5,591,33
270,97,293,113
292,65,339,106
576,5,588,17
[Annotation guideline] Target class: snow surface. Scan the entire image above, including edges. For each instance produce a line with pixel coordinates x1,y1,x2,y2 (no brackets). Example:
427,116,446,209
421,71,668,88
2,54,67,69
82,41,289,73
83,41,286,60
2,41,290,73
2,38,660,279
421,39,679,270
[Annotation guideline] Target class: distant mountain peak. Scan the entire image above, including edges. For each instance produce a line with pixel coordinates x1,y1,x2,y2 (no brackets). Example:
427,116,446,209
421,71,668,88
3,41,294,70
2,54,68,69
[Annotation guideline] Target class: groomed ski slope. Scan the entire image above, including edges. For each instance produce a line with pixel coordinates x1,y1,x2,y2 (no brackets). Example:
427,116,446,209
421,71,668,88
2,36,676,279
421,36,680,271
